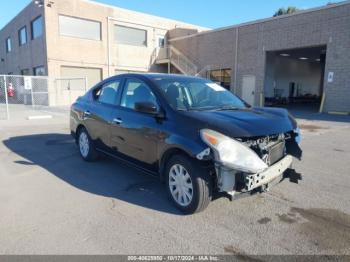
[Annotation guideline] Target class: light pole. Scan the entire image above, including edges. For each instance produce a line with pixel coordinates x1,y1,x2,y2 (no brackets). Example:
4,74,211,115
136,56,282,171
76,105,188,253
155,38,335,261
33,0,44,7
33,0,54,8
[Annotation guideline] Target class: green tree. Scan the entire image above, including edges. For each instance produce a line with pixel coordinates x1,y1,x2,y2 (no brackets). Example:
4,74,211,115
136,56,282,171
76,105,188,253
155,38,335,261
273,6,300,17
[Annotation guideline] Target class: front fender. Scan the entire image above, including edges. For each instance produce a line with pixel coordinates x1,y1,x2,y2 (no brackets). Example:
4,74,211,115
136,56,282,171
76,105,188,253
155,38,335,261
160,134,209,160
157,134,211,178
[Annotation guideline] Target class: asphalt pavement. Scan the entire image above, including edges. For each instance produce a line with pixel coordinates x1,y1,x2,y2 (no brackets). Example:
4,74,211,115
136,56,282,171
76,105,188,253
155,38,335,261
0,113,349,255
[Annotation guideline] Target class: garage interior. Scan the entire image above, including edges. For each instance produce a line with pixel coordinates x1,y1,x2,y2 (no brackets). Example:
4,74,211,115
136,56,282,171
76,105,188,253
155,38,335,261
264,46,327,112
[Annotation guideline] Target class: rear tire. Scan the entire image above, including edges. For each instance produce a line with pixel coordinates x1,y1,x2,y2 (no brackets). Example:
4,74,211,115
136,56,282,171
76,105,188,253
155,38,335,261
165,155,212,214
77,127,99,162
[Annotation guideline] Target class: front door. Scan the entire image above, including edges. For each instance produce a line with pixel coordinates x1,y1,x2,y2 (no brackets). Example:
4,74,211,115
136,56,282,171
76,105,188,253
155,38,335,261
242,75,256,106
110,78,161,170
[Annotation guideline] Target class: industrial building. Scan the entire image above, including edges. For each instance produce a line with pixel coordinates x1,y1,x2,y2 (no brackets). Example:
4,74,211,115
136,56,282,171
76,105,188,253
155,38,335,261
1,0,349,113
168,1,350,113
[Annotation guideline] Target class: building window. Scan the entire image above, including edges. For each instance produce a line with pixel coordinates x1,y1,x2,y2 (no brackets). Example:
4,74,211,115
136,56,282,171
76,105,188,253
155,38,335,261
59,15,101,41
31,16,43,39
114,25,147,47
19,26,27,46
33,66,45,76
21,69,31,76
5,37,12,53
209,68,232,89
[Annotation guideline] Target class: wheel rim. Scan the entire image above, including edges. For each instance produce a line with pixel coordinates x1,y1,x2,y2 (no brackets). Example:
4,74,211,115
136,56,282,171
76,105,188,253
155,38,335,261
169,164,193,207
79,131,89,158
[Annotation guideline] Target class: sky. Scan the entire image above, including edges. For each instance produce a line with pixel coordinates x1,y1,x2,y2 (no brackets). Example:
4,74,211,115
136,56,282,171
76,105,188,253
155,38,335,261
0,0,337,29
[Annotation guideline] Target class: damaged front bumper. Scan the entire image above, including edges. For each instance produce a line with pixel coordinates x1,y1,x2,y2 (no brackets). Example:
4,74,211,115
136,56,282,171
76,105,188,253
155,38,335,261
215,155,293,196
244,155,293,191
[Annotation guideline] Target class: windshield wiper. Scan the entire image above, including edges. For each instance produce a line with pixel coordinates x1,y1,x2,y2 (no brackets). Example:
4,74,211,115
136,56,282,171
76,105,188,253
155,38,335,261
187,106,216,111
215,106,241,111
185,106,244,112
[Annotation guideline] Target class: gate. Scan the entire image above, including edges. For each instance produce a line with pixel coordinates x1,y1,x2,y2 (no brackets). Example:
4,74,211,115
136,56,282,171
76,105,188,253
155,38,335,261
54,78,87,106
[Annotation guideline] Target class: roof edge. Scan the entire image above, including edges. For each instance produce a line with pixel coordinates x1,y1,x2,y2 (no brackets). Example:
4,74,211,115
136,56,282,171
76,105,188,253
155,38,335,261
83,0,210,31
169,0,350,42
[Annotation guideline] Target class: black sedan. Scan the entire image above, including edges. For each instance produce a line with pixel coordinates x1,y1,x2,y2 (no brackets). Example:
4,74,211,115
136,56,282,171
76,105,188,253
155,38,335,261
70,73,302,214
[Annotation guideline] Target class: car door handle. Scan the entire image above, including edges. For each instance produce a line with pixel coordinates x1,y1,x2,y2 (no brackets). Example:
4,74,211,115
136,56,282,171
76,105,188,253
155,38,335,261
83,111,91,120
112,118,123,125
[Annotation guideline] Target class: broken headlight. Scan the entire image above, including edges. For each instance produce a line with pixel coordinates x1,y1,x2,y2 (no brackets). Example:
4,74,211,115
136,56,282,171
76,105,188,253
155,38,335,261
200,129,268,174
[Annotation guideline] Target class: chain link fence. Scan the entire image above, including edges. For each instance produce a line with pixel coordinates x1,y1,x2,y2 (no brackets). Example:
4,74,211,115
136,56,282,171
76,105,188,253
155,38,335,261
0,75,87,120
0,76,10,120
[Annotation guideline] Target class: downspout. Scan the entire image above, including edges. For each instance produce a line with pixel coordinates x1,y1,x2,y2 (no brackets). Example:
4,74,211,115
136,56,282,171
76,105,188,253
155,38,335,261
107,17,111,77
234,27,239,94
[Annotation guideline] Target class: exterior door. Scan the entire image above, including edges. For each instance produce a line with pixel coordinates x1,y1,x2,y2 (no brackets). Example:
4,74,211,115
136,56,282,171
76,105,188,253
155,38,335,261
57,79,86,106
242,75,256,106
155,35,166,56
157,35,165,48
58,66,102,106
110,78,161,169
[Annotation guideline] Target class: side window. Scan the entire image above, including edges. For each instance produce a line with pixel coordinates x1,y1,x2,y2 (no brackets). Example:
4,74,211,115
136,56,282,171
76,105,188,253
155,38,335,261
94,80,120,105
121,79,158,110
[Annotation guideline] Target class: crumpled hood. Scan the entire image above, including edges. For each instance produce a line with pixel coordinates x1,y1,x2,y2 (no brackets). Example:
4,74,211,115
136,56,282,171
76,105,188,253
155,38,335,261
184,107,297,138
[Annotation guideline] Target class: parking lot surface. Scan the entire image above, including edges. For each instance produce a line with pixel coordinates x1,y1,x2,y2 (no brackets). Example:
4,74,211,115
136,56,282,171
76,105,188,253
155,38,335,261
0,112,350,255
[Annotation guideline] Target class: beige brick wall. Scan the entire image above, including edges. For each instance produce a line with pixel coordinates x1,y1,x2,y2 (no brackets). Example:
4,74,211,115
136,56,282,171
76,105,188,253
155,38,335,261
0,0,207,79
44,0,208,80
171,2,350,112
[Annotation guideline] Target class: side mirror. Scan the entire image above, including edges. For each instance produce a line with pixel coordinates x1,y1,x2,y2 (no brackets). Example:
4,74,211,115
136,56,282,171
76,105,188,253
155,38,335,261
135,102,160,115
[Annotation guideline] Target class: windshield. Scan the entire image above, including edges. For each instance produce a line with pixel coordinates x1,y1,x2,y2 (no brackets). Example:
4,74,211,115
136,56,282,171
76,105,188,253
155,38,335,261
153,77,247,111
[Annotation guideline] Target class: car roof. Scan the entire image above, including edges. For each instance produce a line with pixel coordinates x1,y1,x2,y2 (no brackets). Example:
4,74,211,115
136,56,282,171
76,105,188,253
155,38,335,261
115,73,204,81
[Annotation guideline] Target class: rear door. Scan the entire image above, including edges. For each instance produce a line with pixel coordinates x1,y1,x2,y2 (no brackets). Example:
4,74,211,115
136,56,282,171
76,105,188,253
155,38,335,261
83,79,122,149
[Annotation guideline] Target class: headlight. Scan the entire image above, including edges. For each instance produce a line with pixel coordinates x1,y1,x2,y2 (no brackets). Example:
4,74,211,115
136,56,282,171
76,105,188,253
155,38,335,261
200,129,268,173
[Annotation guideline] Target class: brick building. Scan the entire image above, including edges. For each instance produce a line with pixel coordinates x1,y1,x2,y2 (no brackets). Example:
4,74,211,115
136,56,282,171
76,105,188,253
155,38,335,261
1,0,349,112
168,1,350,113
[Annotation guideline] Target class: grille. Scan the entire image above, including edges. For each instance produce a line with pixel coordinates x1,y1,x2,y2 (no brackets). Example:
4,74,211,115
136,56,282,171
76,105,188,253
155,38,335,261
268,141,285,165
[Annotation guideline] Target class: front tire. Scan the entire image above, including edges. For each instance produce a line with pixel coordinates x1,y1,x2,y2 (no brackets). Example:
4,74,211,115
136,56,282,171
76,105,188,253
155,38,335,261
78,127,99,162
165,155,212,214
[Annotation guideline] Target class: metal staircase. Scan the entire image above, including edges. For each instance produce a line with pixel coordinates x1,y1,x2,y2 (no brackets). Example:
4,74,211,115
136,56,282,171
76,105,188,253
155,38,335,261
152,46,200,76
195,65,213,78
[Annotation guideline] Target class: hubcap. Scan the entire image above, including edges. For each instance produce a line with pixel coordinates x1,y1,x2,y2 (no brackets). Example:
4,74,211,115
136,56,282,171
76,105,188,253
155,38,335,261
169,164,193,207
79,132,89,158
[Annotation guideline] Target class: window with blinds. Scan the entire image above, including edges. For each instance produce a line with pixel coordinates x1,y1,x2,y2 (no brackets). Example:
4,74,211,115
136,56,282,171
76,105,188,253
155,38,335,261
114,25,147,47
59,15,101,41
